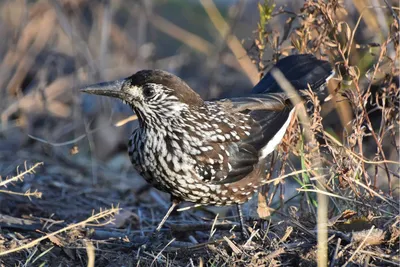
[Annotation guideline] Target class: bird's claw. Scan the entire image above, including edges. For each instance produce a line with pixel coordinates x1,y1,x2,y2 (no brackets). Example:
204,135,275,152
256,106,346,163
141,230,165,251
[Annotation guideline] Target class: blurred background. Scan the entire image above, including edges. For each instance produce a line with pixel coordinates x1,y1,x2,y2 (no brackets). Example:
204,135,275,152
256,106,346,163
0,0,398,265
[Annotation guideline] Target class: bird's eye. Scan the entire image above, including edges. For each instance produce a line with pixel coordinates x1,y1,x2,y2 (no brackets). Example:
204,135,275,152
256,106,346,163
143,86,156,98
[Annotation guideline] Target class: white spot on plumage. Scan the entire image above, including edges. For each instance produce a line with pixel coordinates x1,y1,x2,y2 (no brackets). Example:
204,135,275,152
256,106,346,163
188,184,196,189
217,135,226,142
202,186,210,192
200,146,209,152
186,176,195,183
210,135,219,142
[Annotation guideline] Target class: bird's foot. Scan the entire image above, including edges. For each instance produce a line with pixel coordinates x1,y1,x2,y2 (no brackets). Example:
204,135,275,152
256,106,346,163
240,227,250,240
141,230,166,251
236,204,250,240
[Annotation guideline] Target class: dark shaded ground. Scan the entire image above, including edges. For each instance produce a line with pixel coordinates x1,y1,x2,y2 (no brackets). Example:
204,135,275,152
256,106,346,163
0,155,398,266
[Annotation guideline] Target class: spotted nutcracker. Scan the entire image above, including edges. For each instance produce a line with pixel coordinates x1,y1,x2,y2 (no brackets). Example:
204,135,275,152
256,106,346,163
81,54,333,235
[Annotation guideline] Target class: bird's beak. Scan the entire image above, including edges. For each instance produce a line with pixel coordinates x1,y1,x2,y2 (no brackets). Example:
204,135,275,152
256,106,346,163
80,78,127,99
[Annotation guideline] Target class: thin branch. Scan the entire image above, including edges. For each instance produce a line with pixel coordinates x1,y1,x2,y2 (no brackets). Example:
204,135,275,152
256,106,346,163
0,189,42,199
0,162,43,187
0,207,120,256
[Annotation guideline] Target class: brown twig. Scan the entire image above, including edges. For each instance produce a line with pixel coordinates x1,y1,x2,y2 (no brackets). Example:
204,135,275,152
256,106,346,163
0,162,43,187
0,207,120,256
199,0,259,85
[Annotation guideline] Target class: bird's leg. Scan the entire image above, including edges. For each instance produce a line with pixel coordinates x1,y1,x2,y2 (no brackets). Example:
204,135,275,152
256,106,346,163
156,198,180,231
236,204,249,239
145,199,180,249
143,199,180,250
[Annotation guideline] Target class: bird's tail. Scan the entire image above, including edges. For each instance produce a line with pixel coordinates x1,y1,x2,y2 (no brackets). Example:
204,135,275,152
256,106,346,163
251,54,334,102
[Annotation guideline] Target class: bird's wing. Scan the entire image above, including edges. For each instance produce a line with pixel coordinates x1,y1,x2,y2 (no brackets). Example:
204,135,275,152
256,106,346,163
251,54,334,97
195,94,293,185
194,54,333,185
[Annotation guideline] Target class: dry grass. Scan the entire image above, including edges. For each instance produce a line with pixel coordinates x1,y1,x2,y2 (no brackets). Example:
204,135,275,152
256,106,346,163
0,0,398,266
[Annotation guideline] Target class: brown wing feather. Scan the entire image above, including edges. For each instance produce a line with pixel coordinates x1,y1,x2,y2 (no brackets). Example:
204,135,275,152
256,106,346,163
194,95,292,185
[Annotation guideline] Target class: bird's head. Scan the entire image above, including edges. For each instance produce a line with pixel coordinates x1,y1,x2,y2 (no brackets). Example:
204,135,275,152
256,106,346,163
81,70,204,124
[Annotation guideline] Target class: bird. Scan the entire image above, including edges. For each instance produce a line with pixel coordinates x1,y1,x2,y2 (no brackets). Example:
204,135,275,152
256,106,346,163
81,54,333,235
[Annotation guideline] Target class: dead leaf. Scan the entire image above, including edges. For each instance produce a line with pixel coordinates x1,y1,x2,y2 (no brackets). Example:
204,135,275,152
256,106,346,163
352,228,385,246
105,210,139,229
48,234,64,247
328,209,357,227
257,192,271,219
